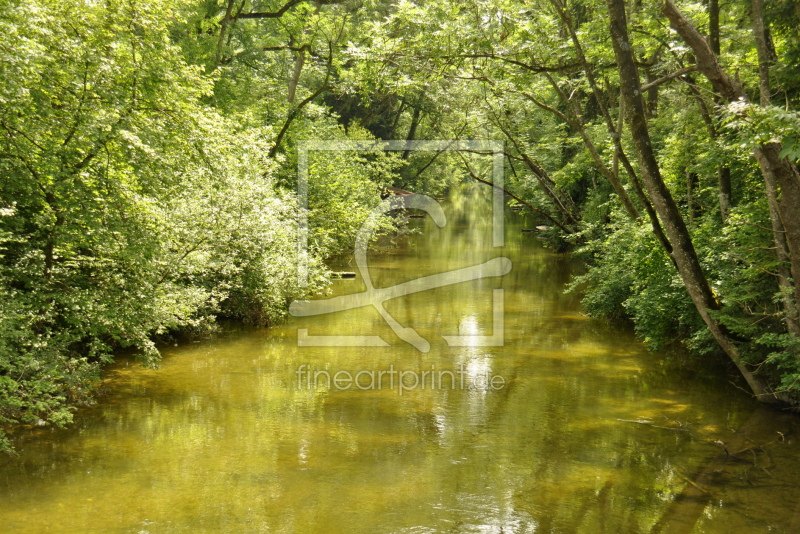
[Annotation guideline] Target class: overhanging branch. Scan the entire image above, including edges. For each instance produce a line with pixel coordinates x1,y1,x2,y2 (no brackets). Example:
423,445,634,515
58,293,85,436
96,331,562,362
640,65,697,91
236,0,305,19
457,153,572,234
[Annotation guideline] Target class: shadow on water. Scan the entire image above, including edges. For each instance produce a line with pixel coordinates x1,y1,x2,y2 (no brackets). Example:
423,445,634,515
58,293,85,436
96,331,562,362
1,182,800,533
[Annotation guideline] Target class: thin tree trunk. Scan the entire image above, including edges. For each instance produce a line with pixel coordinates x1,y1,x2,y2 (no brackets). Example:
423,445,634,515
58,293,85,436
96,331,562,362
755,147,800,337
752,0,772,107
613,97,623,177
685,72,733,223
706,0,733,223
402,103,422,160
388,98,406,139
268,85,329,158
459,154,573,234
751,0,800,336
287,49,305,104
609,0,777,401
645,66,659,118
708,0,721,55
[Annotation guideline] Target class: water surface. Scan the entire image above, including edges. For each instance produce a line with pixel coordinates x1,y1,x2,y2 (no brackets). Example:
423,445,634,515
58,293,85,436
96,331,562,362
2,185,799,533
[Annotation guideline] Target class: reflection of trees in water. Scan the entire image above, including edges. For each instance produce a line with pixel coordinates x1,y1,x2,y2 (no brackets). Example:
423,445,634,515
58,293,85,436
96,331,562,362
3,185,800,532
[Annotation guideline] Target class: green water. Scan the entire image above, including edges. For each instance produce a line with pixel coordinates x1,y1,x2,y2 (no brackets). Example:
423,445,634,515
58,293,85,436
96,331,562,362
2,185,800,533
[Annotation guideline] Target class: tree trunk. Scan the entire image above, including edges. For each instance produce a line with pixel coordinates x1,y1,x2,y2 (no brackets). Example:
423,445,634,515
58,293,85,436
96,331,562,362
755,146,800,337
664,0,800,340
751,0,772,107
519,151,580,226
645,66,659,118
682,70,734,225
287,49,305,104
608,0,777,401
706,0,732,224
550,4,674,253
752,0,800,336
401,103,422,160
708,0,721,55
388,97,407,139
459,154,573,234
215,0,237,66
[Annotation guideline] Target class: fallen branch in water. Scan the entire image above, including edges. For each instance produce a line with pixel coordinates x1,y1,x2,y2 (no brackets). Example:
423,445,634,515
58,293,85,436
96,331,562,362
673,470,710,495
616,418,691,432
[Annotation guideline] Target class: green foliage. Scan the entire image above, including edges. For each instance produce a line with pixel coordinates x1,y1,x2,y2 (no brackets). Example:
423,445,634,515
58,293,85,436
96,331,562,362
570,220,701,351
724,102,800,161
764,0,800,100
0,0,391,452
754,333,800,393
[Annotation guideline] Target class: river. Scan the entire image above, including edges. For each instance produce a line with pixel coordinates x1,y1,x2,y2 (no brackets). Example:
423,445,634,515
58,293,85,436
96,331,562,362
1,184,799,533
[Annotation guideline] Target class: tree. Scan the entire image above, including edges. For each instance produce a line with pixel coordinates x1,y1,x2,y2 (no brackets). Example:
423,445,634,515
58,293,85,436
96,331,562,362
663,0,800,339
605,0,776,400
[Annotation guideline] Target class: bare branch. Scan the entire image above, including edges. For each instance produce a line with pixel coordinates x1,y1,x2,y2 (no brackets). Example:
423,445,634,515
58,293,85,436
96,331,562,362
640,65,698,91
236,0,306,19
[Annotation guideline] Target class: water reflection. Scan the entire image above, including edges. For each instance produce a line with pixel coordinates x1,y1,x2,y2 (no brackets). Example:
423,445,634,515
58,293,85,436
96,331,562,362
1,183,799,533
